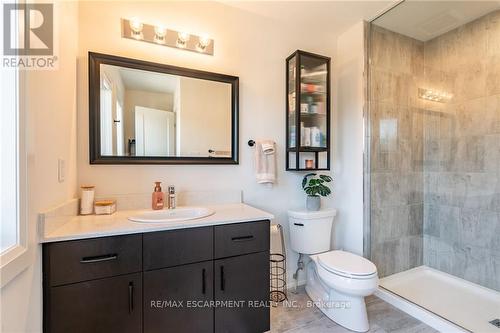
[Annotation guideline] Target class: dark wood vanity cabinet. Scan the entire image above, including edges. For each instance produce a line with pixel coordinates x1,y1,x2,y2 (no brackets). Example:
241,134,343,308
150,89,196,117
43,220,270,333
144,261,214,333
215,252,270,333
48,273,142,333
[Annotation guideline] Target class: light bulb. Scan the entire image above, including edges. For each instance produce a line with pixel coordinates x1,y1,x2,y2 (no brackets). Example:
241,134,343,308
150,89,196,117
129,18,143,33
154,25,167,43
177,32,190,48
129,18,143,39
197,34,210,52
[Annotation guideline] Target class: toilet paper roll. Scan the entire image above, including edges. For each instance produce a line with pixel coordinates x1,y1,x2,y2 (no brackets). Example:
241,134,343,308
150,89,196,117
270,224,284,255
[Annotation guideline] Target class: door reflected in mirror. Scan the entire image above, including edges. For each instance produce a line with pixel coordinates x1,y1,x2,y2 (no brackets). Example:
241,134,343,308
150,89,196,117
100,64,232,158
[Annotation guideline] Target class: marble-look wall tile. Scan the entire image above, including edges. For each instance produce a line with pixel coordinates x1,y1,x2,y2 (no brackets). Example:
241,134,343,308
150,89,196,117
486,55,500,95
485,95,500,134
423,205,440,237
486,10,500,56
421,10,500,292
425,234,500,291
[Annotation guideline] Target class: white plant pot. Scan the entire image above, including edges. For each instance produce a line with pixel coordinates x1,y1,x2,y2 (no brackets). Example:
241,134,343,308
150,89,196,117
306,195,321,211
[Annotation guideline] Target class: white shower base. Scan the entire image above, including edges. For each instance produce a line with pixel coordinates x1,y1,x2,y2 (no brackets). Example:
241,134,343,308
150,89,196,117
376,266,500,333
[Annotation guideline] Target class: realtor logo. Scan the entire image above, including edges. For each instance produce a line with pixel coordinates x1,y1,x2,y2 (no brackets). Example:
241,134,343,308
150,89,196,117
3,3,53,56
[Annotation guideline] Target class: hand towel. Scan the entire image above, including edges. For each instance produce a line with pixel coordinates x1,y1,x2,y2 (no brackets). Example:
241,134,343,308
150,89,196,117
255,140,276,184
261,142,275,155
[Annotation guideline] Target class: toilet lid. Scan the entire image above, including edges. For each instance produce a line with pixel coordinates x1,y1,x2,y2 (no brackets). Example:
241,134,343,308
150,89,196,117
288,209,337,219
318,250,377,277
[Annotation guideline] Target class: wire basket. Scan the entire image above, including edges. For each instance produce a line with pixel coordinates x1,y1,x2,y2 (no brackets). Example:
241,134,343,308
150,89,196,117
270,224,287,304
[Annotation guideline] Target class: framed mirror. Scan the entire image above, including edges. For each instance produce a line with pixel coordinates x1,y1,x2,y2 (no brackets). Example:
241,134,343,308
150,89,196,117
88,52,239,164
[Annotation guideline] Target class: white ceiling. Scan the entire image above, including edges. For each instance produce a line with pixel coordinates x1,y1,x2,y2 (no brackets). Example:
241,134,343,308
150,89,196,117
219,1,395,34
373,0,500,41
118,68,179,94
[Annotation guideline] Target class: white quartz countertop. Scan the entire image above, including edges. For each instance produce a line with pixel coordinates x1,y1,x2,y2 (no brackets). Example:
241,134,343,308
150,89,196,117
40,203,274,243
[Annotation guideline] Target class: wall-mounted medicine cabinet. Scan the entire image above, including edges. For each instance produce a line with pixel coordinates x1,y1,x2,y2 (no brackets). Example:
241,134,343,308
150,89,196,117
286,50,330,171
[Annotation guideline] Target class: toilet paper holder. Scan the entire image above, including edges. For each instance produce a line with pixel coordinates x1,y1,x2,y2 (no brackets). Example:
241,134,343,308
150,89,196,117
270,224,287,304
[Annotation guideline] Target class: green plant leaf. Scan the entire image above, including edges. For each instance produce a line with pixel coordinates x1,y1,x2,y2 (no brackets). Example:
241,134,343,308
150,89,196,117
302,173,332,197
319,175,333,182
302,173,316,189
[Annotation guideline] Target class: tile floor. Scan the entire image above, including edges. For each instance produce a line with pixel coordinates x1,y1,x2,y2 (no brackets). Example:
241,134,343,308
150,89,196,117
270,288,438,333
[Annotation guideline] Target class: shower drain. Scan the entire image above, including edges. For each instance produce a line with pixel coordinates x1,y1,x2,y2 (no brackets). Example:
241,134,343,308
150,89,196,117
490,319,500,328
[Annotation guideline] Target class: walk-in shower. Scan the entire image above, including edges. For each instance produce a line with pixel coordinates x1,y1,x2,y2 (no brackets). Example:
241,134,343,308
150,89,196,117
367,1,500,332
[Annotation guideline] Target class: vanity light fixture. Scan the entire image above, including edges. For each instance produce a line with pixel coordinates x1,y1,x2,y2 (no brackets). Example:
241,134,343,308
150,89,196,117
121,18,214,55
176,32,190,48
418,88,453,103
129,18,143,39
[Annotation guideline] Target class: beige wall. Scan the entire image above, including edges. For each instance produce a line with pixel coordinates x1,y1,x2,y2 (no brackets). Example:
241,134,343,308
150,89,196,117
0,1,79,332
334,22,366,255
177,77,231,156
76,0,337,284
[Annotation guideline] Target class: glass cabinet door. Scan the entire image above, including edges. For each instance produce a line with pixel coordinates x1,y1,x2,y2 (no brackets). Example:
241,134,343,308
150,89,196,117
299,53,328,149
286,51,330,171
287,55,297,149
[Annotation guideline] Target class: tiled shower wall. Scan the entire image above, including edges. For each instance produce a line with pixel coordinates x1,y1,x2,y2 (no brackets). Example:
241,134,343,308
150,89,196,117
370,11,500,290
422,11,500,291
369,26,425,277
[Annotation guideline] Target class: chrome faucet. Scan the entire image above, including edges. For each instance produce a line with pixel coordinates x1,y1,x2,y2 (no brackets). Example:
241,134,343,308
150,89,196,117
167,185,176,209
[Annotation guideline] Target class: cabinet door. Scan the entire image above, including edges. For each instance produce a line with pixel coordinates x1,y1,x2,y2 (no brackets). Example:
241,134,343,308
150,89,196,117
144,261,214,333
48,273,142,333
214,252,270,333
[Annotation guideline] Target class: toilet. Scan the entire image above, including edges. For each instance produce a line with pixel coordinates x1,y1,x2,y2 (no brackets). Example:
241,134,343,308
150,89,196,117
288,209,378,333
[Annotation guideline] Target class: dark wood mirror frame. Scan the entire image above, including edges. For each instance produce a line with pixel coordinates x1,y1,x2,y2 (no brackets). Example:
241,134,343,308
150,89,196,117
88,52,239,165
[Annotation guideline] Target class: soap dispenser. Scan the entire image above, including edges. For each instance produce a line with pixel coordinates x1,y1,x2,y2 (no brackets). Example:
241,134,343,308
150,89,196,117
152,182,165,210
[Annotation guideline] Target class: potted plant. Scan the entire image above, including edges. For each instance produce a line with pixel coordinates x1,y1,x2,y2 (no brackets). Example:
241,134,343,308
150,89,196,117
302,173,332,211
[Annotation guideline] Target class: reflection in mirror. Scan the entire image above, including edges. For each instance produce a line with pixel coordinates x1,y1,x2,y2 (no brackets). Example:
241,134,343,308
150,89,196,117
99,64,232,158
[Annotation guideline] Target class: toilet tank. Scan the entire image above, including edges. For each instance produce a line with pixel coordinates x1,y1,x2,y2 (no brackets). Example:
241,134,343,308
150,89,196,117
288,209,337,254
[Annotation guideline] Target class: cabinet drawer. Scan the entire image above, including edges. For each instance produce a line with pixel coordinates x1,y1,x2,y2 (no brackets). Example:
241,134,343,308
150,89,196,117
214,220,270,258
45,234,142,286
143,227,213,270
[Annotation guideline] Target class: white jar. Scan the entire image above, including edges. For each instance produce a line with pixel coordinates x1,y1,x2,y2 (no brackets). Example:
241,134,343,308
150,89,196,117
80,186,95,215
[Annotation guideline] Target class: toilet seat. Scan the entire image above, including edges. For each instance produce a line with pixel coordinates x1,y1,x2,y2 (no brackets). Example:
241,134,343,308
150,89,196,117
317,250,377,279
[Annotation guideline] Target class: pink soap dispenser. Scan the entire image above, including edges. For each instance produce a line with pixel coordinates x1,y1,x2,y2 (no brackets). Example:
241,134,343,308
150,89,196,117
152,182,165,210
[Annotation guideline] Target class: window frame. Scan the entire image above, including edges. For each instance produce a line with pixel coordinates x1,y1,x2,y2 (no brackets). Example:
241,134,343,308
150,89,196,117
0,2,30,288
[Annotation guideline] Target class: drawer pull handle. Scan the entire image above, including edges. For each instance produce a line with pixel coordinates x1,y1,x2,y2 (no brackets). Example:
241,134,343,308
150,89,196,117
231,235,254,242
293,223,304,226
220,266,225,291
128,282,134,314
202,268,206,294
80,254,118,263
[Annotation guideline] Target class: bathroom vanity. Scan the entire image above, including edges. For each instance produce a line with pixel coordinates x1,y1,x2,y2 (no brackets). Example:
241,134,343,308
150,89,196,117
40,203,272,333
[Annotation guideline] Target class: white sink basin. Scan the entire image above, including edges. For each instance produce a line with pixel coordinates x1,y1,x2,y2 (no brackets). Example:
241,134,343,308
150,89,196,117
128,207,215,223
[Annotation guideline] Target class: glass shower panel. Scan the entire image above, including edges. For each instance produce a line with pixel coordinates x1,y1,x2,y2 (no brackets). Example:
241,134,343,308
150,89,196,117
368,24,425,278
368,3,500,331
